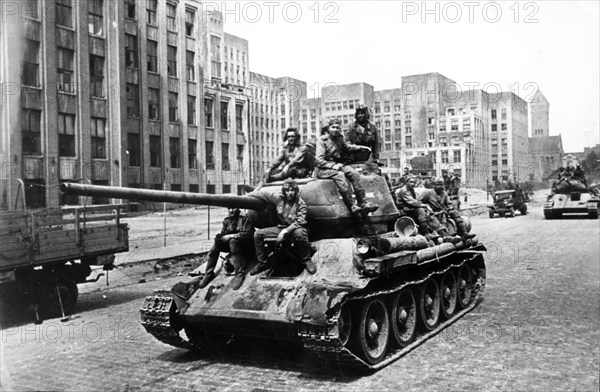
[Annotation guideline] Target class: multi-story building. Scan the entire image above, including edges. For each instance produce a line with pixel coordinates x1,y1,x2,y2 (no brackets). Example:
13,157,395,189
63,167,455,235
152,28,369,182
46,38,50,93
0,1,252,210
529,136,563,182
530,90,550,138
248,72,306,184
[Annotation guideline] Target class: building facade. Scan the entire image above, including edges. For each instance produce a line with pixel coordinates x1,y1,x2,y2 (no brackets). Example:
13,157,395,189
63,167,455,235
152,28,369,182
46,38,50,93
530,90,550,138
0,0,252,210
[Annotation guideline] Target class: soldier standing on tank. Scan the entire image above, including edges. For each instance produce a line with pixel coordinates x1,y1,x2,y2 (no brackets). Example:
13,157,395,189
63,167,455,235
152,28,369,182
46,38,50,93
395,176,436,239
316,119,378,216
265,128,301,182
345,105,380,163
420,179,475,243
199,208,254,290
249,178,317,276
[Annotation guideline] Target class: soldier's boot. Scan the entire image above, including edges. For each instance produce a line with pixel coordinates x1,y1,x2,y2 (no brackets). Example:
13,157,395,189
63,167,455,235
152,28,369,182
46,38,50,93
438,229,461,244
230,253,246,290
297,242,317,275
355,189,379,214
198,271,216,289
339,188,364,216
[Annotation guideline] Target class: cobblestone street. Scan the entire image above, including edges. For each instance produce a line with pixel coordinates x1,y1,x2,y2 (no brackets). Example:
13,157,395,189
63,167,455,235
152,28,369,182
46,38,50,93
1,204,599,391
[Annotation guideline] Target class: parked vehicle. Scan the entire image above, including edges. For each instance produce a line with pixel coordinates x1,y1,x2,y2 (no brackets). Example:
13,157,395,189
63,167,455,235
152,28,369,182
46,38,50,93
0,204,129,319
488,189,529,218
543,178,599,219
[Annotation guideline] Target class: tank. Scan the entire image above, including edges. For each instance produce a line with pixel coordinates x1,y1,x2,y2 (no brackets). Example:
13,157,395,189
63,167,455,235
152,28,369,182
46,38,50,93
544,178,599,219
60,169,486,371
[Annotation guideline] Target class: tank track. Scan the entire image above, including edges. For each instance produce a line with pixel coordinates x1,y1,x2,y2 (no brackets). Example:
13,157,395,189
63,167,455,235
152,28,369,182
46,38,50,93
139,290,194,350
298,253,485,371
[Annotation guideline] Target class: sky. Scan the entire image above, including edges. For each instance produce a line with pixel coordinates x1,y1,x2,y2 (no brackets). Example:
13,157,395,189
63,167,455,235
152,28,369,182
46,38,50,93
218,0,599,152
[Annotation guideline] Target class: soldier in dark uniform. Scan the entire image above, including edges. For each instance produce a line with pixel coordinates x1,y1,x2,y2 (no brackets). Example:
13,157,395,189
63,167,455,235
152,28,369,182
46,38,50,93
316,119,378,216
395,176,436,239
266,128,316,182
345,105,380,163
249,178,317,276
420,178,475,242
199,207,254,290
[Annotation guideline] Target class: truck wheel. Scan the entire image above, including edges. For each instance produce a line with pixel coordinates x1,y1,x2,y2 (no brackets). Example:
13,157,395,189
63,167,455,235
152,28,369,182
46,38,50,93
520,205,528,215
543,210,553,220
488,210,494,219
39,274,78,318
589,209,598,219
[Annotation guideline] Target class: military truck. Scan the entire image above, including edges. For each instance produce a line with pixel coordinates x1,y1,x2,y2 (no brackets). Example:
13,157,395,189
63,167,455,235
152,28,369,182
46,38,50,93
0,204,129,319
61,169,486,371
488,189,529,218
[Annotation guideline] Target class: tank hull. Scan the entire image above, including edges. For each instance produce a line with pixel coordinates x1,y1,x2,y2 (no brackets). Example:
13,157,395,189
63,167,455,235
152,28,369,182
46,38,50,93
140,238,486,370
543,192,599,219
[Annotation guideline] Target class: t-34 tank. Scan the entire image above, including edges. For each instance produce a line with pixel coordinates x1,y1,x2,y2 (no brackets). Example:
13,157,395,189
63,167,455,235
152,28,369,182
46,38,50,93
543,178,599,219
61,170,486,371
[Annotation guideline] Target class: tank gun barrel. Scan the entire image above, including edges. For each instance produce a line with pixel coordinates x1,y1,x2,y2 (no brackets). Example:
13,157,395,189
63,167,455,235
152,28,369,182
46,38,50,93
60,183,267,210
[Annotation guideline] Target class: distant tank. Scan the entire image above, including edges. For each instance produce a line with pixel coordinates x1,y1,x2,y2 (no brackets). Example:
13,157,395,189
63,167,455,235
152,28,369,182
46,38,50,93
61,166,486,371
544,178,599,219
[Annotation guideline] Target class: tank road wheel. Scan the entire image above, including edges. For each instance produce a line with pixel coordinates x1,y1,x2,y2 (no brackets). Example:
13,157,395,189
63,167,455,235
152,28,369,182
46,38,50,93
39,274,78,318
419,278,441,331
337,305,352,347
440,271,458,319
353,298,390,365
456,265,473,309
390,289,417,347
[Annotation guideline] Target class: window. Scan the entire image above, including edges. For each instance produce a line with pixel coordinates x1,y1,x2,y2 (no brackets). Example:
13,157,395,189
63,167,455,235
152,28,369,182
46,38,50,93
210,35,221,79
451,119,459,131
186,51,195,81
168,92,178,122
24,179,46,209
171,184,182,192
502,159,508,165
89,55,105,97
146,0,157,25
167,45,177,77
222,143,230,170
492,160,498,166
126,83,140,117
149,135,161,167
453,151,461,163
56,0,73,28
405,127,412,134
187,95,196,125
91,117,106,158
22,109,41,154
148,88,160,120
147,40,158,72
190,184,199,193
125,34,138,68
207,184,215,194
169,137,180,168
501,123,507,131
124,0,136,19
57,48,75,93
384,101,390,112
405,136,412,148
220,101,228,130
206,141,215,169
127,133,140,166
188,139,197,169
185,8,195,36
236,103,243,132
204,98,214,128
167,2,177,31
236,145,244,170
223,184,231,194
491,109,497,120
501,108,507,121
88,0,104,35
22,39,39,87
58,113,76,157
385,129,391,142
462,118,471,131
442,151,449,164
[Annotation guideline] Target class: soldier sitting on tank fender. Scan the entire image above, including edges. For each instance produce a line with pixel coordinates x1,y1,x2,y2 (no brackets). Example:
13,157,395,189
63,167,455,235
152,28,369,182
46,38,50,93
420,178,476,243
316,119,378,216
395,176,437,240
199,208,254,290
249,178,317,276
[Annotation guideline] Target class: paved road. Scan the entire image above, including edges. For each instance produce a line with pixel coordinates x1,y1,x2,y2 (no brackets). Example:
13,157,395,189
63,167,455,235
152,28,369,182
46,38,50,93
1,206,598,391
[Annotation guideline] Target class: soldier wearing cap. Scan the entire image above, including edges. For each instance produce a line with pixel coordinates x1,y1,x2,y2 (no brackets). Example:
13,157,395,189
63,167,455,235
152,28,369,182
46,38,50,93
316,119,378,216
249,178,317,276
345,105,380,164
442,169,461,210
266,128,315,182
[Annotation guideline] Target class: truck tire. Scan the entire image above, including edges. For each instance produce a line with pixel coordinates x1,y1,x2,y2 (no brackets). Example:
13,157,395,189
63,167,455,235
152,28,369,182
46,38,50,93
488,210,494,219
39,274,78,318
519,205,528,215
589,209,598,219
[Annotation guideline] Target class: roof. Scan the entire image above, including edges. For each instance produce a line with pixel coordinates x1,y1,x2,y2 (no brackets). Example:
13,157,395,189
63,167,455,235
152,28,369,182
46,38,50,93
529,135,563,154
